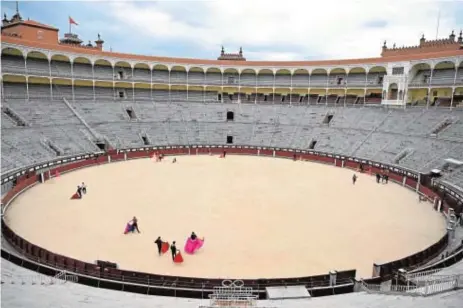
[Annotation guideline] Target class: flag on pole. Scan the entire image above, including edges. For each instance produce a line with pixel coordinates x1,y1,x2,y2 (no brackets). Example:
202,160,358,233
69,16,78,26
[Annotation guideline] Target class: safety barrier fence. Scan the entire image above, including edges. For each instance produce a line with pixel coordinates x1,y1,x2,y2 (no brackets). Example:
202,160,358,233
1,145,461,298
360,274,462,296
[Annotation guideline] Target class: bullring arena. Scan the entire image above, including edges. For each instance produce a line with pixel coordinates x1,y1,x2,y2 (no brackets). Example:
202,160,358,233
1,3,463,308
4,154,447,279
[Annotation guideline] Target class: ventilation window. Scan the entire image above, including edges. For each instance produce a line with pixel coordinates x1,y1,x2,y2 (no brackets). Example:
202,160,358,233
226,111,234,121
96,142,106,150
218,93,222,101
229,94,233,100
309,140,317,150
118,71,124,79
264,95,268,102
125,108,136,119
141,135,149,145
119,91,124,98
226,136,233,144
323,114,334,124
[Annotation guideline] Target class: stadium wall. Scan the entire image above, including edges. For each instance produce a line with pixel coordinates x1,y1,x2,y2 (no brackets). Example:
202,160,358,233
1,146,460,298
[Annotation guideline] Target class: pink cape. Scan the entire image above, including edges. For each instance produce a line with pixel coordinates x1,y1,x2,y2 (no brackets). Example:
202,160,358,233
123,223,132,234
184,237,204,254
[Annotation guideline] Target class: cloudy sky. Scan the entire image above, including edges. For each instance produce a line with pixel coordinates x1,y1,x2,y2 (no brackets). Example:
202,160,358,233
2,0,463,61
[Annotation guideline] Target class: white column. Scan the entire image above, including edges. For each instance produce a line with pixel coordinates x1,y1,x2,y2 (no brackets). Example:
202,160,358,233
112,65,116,100
168,69,171,103
186,70,189,101
325,73,329,105
272,73,276,104
48,58,52,78
132,82,135,102
26,77,30,101
92,64,96,101
24,58,29,101
426,69,433,108
150,67,153,101
289,88,292,105
450,87,455,109
344,89,347,107
453,66,458,86
70,60,75,101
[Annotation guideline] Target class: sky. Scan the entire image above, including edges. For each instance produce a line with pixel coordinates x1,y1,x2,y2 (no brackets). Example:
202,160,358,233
2,0,463,61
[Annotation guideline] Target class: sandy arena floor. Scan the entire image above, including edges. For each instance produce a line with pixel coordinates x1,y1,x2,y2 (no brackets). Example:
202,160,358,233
5,155,447,279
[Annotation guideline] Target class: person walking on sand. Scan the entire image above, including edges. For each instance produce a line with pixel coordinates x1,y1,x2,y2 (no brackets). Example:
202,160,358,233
130,216,141,233
171,241,177,261
352,174,357,185
154,236,163,256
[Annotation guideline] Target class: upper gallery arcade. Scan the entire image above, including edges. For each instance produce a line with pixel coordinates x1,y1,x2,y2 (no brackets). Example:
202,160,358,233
1,9,463,106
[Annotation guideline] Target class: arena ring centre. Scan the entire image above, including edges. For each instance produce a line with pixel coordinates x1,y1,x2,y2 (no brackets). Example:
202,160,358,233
4,155,447,279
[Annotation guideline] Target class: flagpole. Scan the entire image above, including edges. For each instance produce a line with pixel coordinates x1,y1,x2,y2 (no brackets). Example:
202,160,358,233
69,18,71,34
436,9,440,39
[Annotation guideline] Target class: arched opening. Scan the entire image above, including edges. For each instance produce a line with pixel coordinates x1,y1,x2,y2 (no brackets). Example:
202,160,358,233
240,69,256,86
114,61,131,81
410,63,432,85
152,84,169,101
205,67,222,85
188,85,204,101
2,75,27,99
329,68,346,87
170,65,187,84
367,66,387,87
275,69,291,87
50,54,71,78
388,83,398,100
224,68,239,86
133,63,151,82
293,69,309,88
189,67,205,85
94,59,113,80
73,57,93,79
26,51,49,75
51,78,73,100
28,76,51,99
347,67,366,87
1,47,25,74
152,64,169,83
310,69,328,87
134,82,151,100
257,69,273,86
226,111,234,121
432,61,456,86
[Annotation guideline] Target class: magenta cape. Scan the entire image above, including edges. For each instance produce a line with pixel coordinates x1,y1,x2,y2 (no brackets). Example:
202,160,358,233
184,237,204,254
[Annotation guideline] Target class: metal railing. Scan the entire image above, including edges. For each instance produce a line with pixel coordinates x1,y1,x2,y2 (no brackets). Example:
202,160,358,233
360,274,462,296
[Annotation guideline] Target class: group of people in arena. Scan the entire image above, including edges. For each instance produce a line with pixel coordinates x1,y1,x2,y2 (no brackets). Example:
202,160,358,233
152,232,204,263
124,217,204,264
376,172,389,184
